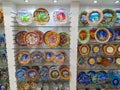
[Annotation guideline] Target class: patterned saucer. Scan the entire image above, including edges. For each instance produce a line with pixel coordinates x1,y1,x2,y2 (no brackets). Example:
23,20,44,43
79,44,90,56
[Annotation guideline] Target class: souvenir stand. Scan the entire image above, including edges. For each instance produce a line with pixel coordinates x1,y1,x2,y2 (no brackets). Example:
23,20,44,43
77,1,120,90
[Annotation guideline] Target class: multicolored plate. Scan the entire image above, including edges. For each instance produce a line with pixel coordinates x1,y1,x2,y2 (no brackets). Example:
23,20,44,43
24,31,40,47
44,31,60,47
0,33,5,44
16,10,32,25
101,9,116,26
115,28,120,41
15,31,27,46
86,9,103,25
90,28,97,42
0,9,3,24
78,28,90,44
115,8,120,26
43,51,54,62
111,76,120,87
59,32,70,47
92,45,100,53
34,30,44,45
33,8,50,25
116,58,120,65
79,11,88,26
30,51,43,62
95,28,110,43
101,58,110,67
107,28,115,42
16,69,26,81
17,51,30,65
79,44,90,56
26,69,39,81
87,57,96,67
103,44,116,56
60,68,71,80
53,8,68,24
78,57,86,67
96,56,102,64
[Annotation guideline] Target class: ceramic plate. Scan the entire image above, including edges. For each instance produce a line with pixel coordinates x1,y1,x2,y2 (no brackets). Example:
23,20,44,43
115,8,120,26
33,8,50,25
26,69,39,81
92,45,100,53
87,57,96,67
90,28,97,42
95,28,110,43
43,50,54,62
86,9,103,25
0,33,5,44
17,51,30,65
103,44,116,56
15,31,27,46
59,32,70,47
116,58,120,65
96,56,102,64
107,28,115,42
24,31,40,47
60,68,71,80
111,76,120,87
101,9,116,26
79,44,90,56
16,10,32,25
78,28,90,44
0,9,3,24
44,31,60,47
53,8,68,24
79,11,88,26
101,58,110,67
117,45,120,55
16,69,26,81
78,57,86,67
115,28,120,41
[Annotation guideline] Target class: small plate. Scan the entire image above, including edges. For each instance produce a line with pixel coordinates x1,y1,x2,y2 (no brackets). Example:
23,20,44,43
95,28,110,43
26,69,39,81
60,68,71,80
103,44,116,56
16,9,32,25
78,57,86,67
59,32,70,47
17,51,30,65
44,31,60,47
24,31,40,47
115,28,120,41
33,8,50,25
87,57,96,67
96,56,103,64
101,9,116,26
86,9,103,25
79,11,88,26
16,69,26,81
101,58,110,67
115,8,120,26
0,9,3,24
78,28,90,44
53,8,68,24
43,50,54,62
116,57,120,65
0,33,5,44
92,45,100,53
79,44,90,56
117,45,120,55
90,28,97,42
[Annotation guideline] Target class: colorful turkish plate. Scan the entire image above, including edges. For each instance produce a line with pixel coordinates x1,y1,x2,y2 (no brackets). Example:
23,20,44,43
116,58,120,65
111,76,120,87
107,28,115,42
33,8,50,25
23,82,30,90
92,45,100,53
60,68,71,80
79,44,90,56
59,32,70,47
15,31,27,46
87,57,96,67
115,28,120,41
101,58,110,67
53,51,66,64
24,31,40,47
44,31,60,47
26,69,39,81
0,9,3,24
78,57,86,67
30,51,43,62
86,9,103,25
53,8,68,24
87,71,97,84
101,9,116,26
79,11,88,26
49,66,60,80
34,30,44,45
90,28,97,42
78,28,90,44
39,66,49,80
16,10,32,25
95,28,110,43
117,45,120,55
43,51,54,62
96,56,102,64
115,9,120,26
16,69,26,81
103,44,116,56
17,51,30,65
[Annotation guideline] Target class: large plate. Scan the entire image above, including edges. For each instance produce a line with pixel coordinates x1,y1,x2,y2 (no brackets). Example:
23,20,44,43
24,31,40,47
115,8,120,26
78,28,90,44
33,8,50,25
53,8,68,24
59,32,70,47
0,9,3,24
79,11,88,26
95,28,110,43
16,10,32,25
101,9,117,26
44,31,60,47
86,9,103,25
